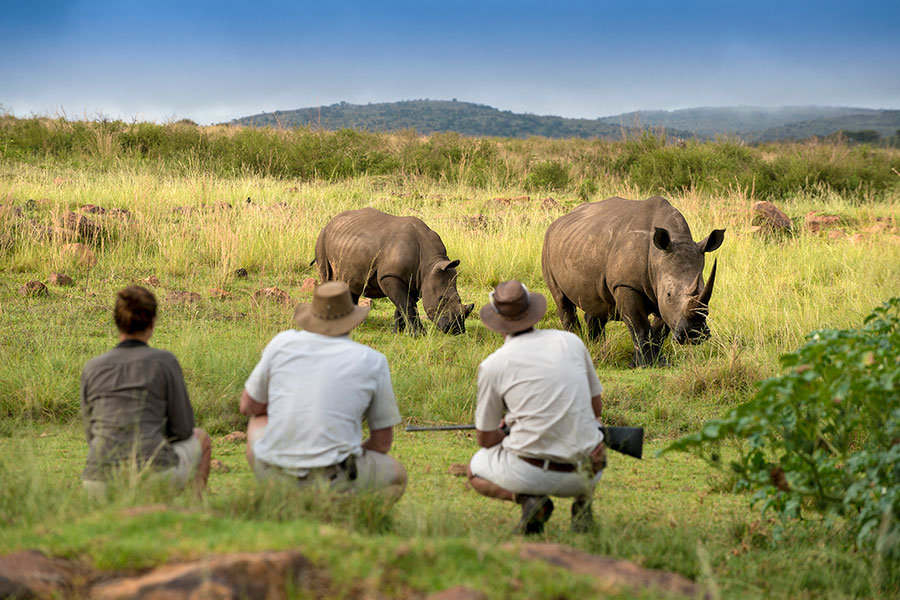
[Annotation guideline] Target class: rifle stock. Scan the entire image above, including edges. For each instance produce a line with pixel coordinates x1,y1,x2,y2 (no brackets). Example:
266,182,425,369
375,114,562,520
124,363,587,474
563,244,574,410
404,424,644,460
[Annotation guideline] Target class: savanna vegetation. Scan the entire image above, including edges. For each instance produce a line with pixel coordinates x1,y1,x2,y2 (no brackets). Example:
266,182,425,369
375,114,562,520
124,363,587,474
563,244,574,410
1,116,899,598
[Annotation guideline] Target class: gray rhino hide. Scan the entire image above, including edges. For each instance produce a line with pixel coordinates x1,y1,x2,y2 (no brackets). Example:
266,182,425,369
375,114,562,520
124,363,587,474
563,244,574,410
315,208,474,334
542,196,724,367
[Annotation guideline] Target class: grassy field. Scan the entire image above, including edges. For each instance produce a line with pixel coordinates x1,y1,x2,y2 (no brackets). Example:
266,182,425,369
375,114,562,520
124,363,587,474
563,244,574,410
2,152,900,597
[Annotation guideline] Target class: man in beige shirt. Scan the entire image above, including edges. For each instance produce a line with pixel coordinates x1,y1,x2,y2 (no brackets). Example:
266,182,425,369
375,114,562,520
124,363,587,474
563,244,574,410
467,280,606,534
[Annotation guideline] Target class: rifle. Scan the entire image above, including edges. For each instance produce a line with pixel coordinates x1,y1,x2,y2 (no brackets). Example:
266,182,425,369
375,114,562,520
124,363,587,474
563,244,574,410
405,424,644,460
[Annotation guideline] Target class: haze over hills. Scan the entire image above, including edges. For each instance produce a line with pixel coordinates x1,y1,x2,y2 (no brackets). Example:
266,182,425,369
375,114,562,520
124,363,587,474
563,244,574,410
227,100,900,143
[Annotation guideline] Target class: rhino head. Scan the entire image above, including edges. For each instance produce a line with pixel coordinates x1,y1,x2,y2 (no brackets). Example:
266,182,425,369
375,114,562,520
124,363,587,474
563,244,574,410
422,259,475,335
651,227,725,345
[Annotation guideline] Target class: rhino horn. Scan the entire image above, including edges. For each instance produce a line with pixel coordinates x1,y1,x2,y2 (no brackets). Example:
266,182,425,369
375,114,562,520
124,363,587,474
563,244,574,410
688,270,703,296
698,259,718,307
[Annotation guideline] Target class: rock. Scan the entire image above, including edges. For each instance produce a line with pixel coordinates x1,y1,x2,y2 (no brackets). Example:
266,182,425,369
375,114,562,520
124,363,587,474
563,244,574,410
850,233,866,243
167,291,203,304
234,268,248,278
61,243,98,268
0,550,87,599
19,280,49,297
211,459,230,473
491,195,530,206
428,585,487,600
299,277,317,294
223,431,247,443
358,297,372,307
827,229,846,240
805,212,842,233
518,543,702,598
49,272,74,286
862,222,887,234
461,214,488,230
751,201,792,233
90,551,318,600
209,288,232,299
253,287,292,305
61,211,100,240
540,197,560,209
80,204,107,214
447,463,468,477
141,275,161,287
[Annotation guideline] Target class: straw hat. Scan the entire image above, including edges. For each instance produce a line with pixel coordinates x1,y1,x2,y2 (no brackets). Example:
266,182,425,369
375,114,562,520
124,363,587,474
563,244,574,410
293,281,369,336
479,280,547,334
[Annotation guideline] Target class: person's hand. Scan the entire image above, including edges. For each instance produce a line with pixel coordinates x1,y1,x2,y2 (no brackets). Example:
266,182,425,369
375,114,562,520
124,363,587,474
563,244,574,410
589,441,607,474
499,419,510,436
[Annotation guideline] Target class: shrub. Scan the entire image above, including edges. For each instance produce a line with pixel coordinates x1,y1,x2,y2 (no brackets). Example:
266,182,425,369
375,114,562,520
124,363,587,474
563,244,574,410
524,161,570,191
663,297,900,556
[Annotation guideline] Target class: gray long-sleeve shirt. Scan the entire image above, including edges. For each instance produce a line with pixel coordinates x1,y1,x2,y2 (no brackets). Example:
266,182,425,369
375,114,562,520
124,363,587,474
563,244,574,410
80,340,194,481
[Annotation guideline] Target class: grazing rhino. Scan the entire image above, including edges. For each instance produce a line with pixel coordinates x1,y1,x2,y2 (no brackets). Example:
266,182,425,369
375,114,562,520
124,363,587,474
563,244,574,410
315,208,474,334
542,196,724,367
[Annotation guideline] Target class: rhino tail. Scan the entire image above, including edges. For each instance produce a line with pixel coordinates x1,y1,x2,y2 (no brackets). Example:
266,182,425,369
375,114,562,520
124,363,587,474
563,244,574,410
309,257,317,266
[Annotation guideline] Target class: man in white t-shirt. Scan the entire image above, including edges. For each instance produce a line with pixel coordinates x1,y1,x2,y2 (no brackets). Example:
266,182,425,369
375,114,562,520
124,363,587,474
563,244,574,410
467,280,606,534
239,281,406,501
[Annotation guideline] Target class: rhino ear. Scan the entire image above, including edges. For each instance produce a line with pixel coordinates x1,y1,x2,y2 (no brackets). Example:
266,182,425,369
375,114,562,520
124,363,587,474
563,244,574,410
652,227,671,252
698,229,725,253
436,259,460,272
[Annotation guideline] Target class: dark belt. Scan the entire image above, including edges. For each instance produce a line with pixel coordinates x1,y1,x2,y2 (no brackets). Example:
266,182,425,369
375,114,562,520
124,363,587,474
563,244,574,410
518,455,577,472
267,455,358,482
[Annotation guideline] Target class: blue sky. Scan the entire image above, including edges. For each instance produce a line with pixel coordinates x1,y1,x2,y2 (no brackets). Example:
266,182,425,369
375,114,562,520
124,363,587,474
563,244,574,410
2,0,898,124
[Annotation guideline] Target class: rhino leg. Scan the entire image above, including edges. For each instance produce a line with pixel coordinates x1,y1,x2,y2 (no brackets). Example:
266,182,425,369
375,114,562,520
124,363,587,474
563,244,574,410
548,290,580,333
648,317,670,367
380,276,424,335
584,313,606,340
615,287,664,368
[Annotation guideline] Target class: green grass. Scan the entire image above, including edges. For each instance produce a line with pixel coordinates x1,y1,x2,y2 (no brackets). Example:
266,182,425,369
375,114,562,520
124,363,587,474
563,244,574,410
2,157,900,597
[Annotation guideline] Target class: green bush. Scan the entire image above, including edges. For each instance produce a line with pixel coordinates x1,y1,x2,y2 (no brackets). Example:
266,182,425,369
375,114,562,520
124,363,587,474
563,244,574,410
524,160,570,191
663,297,900,556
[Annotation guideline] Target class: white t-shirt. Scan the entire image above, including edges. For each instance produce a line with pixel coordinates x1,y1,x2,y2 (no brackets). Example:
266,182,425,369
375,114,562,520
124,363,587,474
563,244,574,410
475,328,604,463
244,330,401,474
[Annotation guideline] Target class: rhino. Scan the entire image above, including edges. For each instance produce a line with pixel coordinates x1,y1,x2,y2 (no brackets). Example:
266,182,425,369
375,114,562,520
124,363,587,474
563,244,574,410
541,196,724,367
314,208,474,334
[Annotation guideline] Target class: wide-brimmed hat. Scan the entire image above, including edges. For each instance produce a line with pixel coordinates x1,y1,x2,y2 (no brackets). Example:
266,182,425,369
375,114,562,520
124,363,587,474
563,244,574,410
293,281,369,336
479,280,547,334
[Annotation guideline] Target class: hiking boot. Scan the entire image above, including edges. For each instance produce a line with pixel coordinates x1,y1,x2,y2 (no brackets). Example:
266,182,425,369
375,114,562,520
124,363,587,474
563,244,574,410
515,495,554,535
571,496,594,533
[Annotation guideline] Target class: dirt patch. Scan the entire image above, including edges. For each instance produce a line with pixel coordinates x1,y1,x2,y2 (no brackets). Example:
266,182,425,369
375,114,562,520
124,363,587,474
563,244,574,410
517,542,703,598
209,288,232,299
299,277,318,294
166,291,203,304
751,201,792,234
253,287,292,305
223,431,247,443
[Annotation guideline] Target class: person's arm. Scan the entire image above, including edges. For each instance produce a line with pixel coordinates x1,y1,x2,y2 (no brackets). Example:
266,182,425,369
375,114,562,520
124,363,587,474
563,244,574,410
239,389,267,416
165,358,195,441
80,369,93,444
476,427,507,448
363,354,401,453
362,426,393,453
591,393,603,421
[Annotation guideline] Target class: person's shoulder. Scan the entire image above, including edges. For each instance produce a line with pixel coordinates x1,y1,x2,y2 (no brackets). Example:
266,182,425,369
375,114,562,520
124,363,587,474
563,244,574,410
541,328,584,345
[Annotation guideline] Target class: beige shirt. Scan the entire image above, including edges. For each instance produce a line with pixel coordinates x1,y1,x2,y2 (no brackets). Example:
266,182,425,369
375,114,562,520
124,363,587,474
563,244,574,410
244,330,400,475
475,329,603,463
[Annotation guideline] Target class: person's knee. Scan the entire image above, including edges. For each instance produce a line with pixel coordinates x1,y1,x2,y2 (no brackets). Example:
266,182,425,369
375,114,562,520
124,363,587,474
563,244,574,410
392,460,408,487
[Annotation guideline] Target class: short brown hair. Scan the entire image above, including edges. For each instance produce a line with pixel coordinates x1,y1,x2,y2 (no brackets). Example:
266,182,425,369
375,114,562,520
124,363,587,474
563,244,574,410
114,286,157,333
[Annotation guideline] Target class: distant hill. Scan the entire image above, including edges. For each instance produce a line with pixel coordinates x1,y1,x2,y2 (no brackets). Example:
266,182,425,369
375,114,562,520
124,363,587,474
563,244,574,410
228,100,900,143
227,100,635,139
745,110,900,142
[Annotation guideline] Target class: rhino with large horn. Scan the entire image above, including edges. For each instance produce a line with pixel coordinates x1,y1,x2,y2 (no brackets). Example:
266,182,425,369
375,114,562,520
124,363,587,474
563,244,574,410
315,208,474,334
542,196,724,367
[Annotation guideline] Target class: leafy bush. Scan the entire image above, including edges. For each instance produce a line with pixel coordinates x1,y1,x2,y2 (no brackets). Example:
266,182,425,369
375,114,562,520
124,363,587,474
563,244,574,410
524,161,570,191
663,297,900,556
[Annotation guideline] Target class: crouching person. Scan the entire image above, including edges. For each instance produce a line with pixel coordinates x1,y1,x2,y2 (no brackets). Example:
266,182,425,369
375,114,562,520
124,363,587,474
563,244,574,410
240,281,407,502
81,286,211,495
468,280,606,534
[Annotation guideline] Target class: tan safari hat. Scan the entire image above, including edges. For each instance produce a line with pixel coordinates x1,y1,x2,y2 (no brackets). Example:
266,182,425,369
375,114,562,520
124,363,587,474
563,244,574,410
479,279,547,334
293,281,369,336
